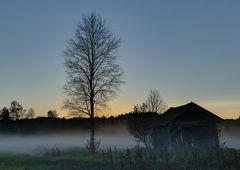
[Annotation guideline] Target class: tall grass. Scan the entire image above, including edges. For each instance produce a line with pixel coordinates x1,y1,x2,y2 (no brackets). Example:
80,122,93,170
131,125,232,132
101,147,240,170
0,147,239,170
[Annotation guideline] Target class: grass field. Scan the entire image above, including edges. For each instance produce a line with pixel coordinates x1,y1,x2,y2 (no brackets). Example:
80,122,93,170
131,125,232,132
0,147,239,170
0,151,104,170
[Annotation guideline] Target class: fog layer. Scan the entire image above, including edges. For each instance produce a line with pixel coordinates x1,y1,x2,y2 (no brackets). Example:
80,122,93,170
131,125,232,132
0,125,135,154
219,123,240,149
0,123,239,154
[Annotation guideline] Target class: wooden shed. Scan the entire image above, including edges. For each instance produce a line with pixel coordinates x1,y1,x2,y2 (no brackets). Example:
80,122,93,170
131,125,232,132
151,102,223,151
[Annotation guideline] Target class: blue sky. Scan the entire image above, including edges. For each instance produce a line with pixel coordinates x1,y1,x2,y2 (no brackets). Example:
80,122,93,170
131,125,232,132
0,0,239,118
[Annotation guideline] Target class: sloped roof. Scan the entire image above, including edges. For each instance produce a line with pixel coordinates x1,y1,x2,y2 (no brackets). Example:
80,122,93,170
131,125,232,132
150,102,223,127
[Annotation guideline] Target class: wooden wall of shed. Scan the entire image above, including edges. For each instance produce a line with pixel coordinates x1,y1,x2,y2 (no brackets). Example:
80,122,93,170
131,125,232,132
152,108,220,151
152,126,170,152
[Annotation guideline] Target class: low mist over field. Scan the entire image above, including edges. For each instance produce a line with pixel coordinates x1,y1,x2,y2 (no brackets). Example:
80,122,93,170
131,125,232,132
0,122,239,155
219,122,240,149
0,125,135,154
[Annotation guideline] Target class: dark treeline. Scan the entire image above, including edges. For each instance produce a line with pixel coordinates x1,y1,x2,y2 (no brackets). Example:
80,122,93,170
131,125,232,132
0,112,161,135
0,112,239,135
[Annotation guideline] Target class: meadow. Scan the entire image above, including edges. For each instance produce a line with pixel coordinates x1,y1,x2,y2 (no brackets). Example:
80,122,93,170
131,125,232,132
0,147,239,170
0,117,239,169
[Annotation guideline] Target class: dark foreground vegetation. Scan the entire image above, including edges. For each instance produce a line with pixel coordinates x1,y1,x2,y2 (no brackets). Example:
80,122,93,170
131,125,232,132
0,147,239,170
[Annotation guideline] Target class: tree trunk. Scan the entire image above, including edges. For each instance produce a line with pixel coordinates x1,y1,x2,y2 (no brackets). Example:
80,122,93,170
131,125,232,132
89,96,96,153
90,114,95,153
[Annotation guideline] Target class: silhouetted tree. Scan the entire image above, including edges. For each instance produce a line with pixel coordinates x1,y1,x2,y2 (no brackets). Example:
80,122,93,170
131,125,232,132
25,108,36,119
133,103,148,113
146,89,167,113
47,110,58,118
133,89,167,114
129,90,167,149
127,112,160,150
9,100,26,120
0,107,10,121
63,13,124,153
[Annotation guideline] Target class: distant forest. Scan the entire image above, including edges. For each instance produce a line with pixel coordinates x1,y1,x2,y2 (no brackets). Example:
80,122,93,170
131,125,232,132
0,112,161,134
0,100,239,135
0,111,239,135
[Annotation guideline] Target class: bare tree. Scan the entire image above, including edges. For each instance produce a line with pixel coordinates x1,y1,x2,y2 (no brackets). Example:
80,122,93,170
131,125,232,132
25,108,36,119
146,89,167,113
0,107,10,121
9,100,26,120
129,89,167,149
63,13,124,153
133,103,148,113
133,89,167,114
47,110,58,118
127,113,156,150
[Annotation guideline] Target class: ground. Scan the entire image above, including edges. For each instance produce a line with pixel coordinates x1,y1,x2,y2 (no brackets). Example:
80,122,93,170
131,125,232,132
0,147,239,170
0,152,103,170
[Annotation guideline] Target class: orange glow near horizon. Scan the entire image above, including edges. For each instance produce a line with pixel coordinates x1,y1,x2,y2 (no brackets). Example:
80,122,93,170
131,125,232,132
44,100,240,120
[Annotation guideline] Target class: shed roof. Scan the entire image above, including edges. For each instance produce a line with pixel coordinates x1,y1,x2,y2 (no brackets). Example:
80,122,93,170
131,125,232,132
150,102,223,127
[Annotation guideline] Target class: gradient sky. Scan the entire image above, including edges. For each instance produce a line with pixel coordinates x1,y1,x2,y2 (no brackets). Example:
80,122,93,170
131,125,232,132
0,0,239,119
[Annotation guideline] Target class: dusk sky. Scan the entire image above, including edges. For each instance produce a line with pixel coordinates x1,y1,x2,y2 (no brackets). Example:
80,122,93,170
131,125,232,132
0,0,239,119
